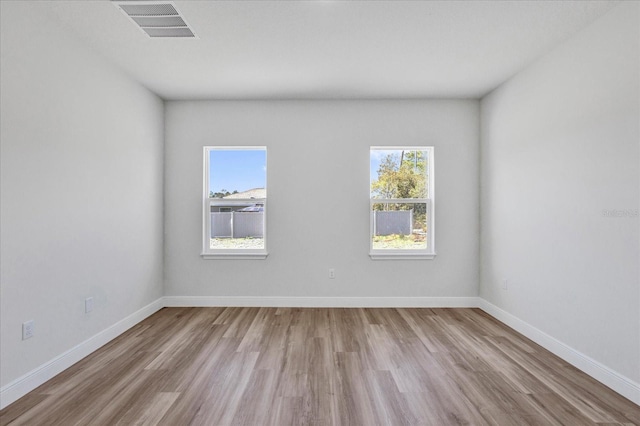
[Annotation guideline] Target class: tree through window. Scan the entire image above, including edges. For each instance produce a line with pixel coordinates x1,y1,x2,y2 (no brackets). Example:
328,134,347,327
370,147,435,259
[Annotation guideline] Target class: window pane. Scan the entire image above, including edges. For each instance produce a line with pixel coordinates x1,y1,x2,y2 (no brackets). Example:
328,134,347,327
209,203,264,249
204,147,267,256
372,202,427,250
209,149,266,198
370,149,428,199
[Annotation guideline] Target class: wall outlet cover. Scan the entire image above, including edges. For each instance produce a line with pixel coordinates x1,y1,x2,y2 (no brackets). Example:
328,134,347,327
22,320,34,340
85,297,94,313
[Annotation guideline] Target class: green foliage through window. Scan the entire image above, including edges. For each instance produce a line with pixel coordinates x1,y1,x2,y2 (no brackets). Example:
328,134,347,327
371,150,428,200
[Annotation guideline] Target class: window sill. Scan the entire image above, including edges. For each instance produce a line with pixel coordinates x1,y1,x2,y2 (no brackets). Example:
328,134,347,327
201,251,268,260
369,252,436,260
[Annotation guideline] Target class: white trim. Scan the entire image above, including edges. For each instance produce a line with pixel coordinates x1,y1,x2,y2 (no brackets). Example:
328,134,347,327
0,298,164,410
205,145,267,151
3,296,638,410
369,147,435,258
210,198,266,206
370,146,432,152
203,146,209,254
478,299,640,405
203,146,267,259
369,252,436,260
163,296,479,308
371,198,429,204
201,252,268,260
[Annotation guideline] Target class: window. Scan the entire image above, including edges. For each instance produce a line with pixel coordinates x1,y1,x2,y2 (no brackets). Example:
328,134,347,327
370,147,435,259
202,147,267,259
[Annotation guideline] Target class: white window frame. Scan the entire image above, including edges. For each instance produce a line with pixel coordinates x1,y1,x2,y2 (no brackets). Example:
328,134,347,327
202,146,268,260
369,146,435,260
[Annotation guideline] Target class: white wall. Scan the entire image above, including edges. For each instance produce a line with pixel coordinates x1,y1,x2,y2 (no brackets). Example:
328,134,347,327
4,0,635,412
480,1,639,388
165,100,479,300
0,1,164,395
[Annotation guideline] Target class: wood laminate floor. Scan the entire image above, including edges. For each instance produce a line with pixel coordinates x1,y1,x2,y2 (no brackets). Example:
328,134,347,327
1,307,639,425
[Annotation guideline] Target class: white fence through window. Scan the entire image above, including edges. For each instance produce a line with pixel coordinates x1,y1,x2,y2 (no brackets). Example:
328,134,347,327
373,210,413,236
211,212,264,238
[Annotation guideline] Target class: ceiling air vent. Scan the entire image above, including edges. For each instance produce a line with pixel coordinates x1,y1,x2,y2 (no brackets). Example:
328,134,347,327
112,1,197,38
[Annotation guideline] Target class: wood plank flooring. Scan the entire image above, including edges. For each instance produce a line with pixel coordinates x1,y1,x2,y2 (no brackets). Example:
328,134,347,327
1,307,639,425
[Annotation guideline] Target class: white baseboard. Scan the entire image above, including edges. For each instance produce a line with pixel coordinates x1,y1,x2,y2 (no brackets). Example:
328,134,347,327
163,296,480,308
3,296,638,411
0,298,164,410
478,299,640,406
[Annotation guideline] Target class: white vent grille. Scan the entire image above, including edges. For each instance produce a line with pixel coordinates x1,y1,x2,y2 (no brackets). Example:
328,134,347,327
120,3,178,17
143,27,194,38
113,1,196,38
132,16,186,28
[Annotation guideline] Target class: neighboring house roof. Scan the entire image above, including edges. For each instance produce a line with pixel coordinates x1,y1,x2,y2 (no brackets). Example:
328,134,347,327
224,188,266,199
238,204,264,212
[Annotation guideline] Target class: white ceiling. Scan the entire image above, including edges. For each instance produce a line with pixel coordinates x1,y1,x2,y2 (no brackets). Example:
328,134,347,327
37,0,618,100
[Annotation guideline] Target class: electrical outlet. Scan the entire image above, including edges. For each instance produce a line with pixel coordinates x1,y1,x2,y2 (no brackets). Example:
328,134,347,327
329,268,336,279
85,297,94,313
22,320,34,340
502,279,508,290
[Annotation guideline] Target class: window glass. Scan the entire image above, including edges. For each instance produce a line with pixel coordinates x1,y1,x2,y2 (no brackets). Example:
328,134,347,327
370,147,434,259
203,147,267,258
